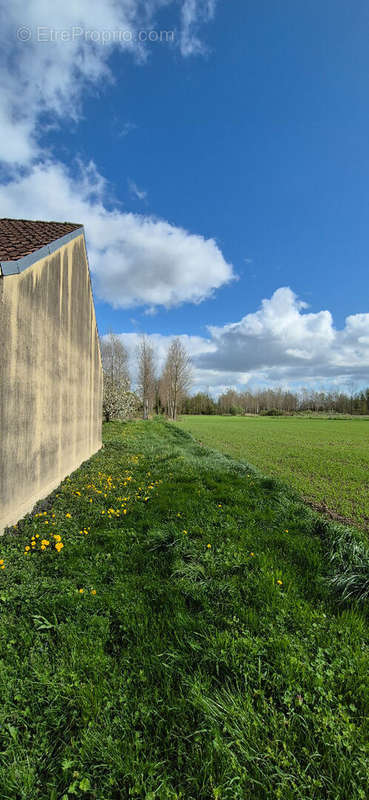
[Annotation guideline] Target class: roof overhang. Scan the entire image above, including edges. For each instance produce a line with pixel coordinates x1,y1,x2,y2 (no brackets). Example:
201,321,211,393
0,226,84,277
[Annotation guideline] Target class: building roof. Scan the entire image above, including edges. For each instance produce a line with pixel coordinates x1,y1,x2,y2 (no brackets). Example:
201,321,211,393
0,218,83,262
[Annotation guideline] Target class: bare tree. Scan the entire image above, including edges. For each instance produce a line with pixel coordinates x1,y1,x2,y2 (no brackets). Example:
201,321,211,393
100,333,132,421
161,338,192,420
136,336,156,419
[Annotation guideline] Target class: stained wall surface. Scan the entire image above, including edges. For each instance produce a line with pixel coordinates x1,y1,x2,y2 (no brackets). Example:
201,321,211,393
0,234,102,531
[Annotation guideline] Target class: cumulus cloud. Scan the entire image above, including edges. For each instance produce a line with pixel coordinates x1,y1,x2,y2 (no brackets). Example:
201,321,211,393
0,0,217,166
0,1,233,310
0,160,234,309
111,289,369,392
196,288,369,386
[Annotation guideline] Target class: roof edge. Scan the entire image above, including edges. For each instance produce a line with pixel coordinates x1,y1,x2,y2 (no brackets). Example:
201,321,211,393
0,226,84,277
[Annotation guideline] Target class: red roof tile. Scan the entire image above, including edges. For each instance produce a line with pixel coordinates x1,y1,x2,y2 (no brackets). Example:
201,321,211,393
0,218,82,262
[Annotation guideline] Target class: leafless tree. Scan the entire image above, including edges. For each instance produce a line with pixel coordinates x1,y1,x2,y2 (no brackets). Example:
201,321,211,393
161,338,192,420
136,336,156,419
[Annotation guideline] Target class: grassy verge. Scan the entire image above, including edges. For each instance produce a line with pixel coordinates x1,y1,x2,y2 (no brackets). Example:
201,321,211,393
176,414,369,529
0,420,369,799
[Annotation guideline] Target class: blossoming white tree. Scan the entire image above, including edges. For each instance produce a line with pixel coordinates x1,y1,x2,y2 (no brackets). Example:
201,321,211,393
100,333,138,421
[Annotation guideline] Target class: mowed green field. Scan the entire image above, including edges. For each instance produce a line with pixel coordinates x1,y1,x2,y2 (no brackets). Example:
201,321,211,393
176,415,369,529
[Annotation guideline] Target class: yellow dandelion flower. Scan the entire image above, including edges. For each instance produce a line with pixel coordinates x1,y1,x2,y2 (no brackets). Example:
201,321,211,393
41,539,50,547
284,529,288,533
41,545,46,551
55,542,64,552
277,580,283,586
183,530,188,534
53,534,61,542
1,565,5,569
79,588,84,593
207,543,212,549
250,552,254,557
25,546,30,552
0,559,3,565
91,589,96,595
65,513,72,519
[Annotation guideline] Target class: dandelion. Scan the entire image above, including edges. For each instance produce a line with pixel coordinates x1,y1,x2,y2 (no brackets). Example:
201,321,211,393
41,545,46,551
53,534,61,542
91,589,96,595
41,540,50,547
0,565,5,569
55,542,64,552
25,546,30,552
183,530,188,535
207,543,212,549
250,552,254,557
277,580,283,586
65,513,72,519
284,529,288,533
79,588,84,594
0,560,4,565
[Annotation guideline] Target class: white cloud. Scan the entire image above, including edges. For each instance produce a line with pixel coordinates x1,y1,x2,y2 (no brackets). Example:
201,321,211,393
196,287,369,386
128,179,147,201
0,160,234,309
103,331,218,389
110,288,369,393
0,1,233,311
180,0,217,56
0,1,216,165
119,122,137,137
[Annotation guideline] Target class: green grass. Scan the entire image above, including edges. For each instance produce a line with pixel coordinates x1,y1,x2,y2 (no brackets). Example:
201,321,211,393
0,420,369,798
176,415,369,529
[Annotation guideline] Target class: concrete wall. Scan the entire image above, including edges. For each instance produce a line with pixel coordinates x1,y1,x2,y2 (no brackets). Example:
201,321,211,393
0,234,102,531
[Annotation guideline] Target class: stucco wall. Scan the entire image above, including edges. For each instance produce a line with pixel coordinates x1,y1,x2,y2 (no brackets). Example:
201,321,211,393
0,234,102,532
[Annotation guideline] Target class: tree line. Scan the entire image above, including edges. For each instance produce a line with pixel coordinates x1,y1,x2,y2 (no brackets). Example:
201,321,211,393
183,387,369,416
100,333,192,422
100,333,369,420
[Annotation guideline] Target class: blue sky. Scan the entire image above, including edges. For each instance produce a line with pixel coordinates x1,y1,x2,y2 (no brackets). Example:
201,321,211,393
1,0,369,393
